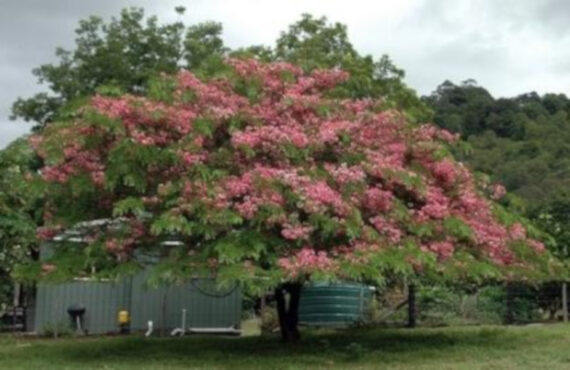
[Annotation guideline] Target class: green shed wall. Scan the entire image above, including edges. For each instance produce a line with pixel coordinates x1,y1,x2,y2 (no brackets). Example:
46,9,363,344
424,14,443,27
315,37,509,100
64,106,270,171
33,274,241,335
34,280,129,334
130,276,241,330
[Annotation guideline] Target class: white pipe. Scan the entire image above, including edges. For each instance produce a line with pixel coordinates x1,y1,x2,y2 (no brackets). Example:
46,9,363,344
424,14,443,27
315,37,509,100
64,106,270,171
145,321,154,337
170,308,188,336
188,327,242,334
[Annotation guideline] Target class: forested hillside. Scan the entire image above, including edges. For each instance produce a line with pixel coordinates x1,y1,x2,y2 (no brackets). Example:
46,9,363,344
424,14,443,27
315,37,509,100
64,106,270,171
424,81,570,257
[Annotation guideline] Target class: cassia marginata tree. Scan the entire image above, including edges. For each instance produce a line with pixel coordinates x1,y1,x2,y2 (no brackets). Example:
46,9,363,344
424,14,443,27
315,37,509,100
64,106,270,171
28,59,559,341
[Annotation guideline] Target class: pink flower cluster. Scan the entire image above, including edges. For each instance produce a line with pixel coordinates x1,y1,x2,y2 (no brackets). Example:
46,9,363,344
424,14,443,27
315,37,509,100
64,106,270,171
509,223,526,240
417,186,450,221
369,216,402,243
301,181,348,216
278,248,336,278
430,159,459,188
364,187,393,212
414,124,458,143
325,163,366,184
425,240,455,260
281,224,314,241
490,184,507,200
318,120,357,144
231,124,309,150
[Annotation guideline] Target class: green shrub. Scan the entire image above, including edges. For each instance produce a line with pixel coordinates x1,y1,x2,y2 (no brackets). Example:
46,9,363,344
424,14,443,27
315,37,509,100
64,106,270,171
259,307,279,335
42,321,73,338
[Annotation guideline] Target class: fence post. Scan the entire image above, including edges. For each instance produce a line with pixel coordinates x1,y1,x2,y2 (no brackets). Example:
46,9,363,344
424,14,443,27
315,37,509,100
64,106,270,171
160,290,167,337
407,284,416,328
505,282,514,325
563,283,568,323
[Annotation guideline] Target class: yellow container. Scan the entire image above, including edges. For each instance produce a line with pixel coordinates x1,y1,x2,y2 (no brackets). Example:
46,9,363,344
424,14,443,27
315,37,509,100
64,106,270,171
118,310,130,324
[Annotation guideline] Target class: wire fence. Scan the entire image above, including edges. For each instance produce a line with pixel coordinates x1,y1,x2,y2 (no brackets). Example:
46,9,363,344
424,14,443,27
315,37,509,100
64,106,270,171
0,306,26,332
369,282,570,328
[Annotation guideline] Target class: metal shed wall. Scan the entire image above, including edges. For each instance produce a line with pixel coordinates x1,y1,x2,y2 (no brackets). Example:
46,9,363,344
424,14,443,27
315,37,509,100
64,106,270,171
129,273,241,331
33,273,242,335
34,279,129,334
165,280,242,329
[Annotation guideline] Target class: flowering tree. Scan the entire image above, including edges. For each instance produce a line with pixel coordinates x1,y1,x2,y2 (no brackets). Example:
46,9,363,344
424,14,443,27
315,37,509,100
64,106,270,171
30,59,557,341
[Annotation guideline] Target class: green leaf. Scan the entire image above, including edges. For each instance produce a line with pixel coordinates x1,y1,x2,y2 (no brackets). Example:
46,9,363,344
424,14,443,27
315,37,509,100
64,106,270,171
443,217,473,241
211,230,268,263
113,197,145,217
193,118,214,137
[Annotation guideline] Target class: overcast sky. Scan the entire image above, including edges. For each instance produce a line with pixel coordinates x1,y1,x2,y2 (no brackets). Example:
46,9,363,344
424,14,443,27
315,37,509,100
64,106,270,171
1,0,569,148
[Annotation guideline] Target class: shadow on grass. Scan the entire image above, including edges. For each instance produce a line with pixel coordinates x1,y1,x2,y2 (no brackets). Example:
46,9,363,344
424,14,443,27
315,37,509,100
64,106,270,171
54,326,521,367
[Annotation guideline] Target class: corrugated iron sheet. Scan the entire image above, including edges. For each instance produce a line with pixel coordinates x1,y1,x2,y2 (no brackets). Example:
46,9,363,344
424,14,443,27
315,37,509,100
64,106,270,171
33,274,241,335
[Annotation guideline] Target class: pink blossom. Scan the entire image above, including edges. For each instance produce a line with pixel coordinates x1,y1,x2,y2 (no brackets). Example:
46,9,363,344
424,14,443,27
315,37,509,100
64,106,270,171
490,184,507,200
431,159,458,187
369,216,402,243
325,163,366,184
278,248,336,278
426,240,455,260
235,197,259,219
364,187,393,212
509,223,526,240
224,176,252,197
417,186,450,221
527,239,546,253
281,224,314,241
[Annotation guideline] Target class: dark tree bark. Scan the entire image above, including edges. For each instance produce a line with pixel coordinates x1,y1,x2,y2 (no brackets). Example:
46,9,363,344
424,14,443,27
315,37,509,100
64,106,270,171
275,282,302,342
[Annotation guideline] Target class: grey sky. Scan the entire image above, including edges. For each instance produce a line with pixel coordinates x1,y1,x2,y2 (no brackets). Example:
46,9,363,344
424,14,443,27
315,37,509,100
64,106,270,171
1,0,569,148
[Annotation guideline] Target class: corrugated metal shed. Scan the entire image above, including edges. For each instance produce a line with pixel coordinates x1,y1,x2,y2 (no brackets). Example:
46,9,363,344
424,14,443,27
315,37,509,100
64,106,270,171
32,240,242,335
35,279,128,334
32,274,242,335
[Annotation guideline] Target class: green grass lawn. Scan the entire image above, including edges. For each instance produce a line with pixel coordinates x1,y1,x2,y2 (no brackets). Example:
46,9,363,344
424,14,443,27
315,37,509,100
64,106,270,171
2,323,570,369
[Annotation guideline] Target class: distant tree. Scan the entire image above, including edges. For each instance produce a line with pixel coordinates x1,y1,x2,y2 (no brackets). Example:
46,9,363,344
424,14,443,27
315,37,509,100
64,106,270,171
275,14,432,121
533,196,570,260
11,7,220,129
423,80,494,137
184,21,228,72
0,139,43,305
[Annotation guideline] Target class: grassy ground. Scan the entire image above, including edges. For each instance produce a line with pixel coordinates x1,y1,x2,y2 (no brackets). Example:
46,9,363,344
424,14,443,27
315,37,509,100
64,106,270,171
2,323,570,369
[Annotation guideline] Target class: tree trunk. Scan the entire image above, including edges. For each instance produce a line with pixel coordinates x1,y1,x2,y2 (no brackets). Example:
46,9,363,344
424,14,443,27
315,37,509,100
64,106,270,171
275,282,302,342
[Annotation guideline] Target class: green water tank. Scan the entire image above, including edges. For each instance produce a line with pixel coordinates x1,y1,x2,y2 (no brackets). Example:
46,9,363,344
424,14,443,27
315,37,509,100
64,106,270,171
299,282,374,327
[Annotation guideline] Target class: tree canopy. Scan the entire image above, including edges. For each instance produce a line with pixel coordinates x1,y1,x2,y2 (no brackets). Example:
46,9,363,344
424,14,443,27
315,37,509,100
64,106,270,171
30,59,556,287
